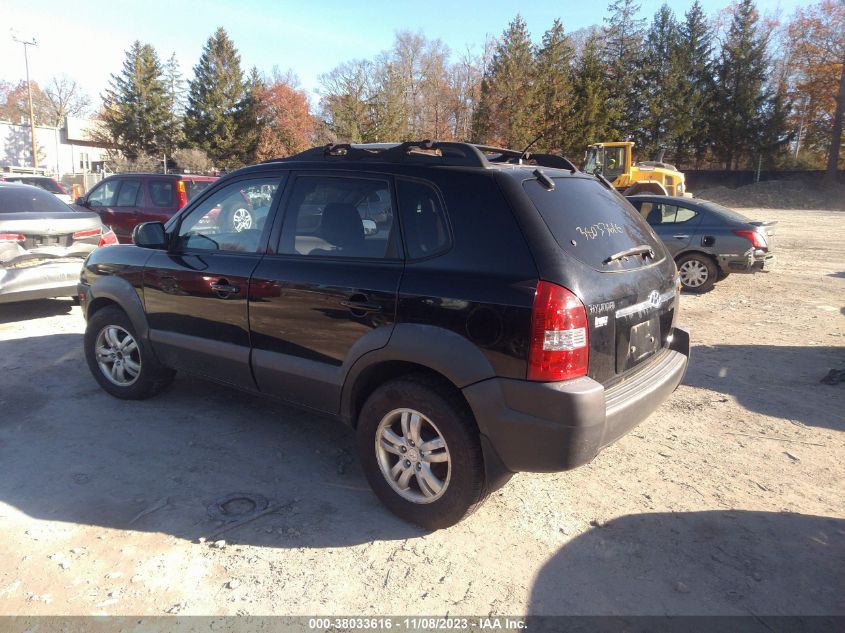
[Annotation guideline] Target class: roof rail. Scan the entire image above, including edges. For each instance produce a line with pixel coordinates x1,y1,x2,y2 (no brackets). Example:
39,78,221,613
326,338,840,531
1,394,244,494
263,141,579,172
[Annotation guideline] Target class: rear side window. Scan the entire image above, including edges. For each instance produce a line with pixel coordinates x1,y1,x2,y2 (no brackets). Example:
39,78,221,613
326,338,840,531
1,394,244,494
185,180,213,200
149,180,174,208
115,180,143,206
279,176,397,259
397,179,450,259
523,176,661,271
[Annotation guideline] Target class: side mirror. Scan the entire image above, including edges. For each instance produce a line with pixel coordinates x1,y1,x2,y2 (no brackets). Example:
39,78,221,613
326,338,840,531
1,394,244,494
362,219,378,236
133,222,168,249
75,196,86,206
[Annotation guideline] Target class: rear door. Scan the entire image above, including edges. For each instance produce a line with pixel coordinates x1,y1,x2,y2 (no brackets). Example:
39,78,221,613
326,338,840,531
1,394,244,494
248,172,403,413
143,174,286,390
631,199,702,255
144,178,178,225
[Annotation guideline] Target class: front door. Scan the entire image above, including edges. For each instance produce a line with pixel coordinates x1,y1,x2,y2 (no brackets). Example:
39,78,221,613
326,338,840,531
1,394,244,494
249,172,403,413
142,174,286,390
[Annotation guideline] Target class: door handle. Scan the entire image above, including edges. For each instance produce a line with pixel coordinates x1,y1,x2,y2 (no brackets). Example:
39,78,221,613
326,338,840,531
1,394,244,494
672,234,689,239
211,280,240,295
340,299,382,314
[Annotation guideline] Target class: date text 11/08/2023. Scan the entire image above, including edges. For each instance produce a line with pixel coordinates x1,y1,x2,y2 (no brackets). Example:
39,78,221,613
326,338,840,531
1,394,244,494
307,618,527,630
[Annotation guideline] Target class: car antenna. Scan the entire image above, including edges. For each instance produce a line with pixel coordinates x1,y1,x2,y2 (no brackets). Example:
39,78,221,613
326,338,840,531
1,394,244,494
520,134,544,163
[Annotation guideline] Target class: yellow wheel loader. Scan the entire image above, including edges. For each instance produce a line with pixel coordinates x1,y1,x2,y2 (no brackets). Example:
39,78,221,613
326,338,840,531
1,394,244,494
583,141,691,197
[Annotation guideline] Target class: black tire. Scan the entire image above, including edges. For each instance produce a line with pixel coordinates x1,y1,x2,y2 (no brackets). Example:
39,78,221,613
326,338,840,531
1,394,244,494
357,374,487,530
676,253,718,293
84,305,175,400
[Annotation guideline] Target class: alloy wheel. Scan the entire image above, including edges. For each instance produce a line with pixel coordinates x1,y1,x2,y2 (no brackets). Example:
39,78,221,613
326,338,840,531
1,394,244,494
95,325,141,386
231,208,252,232
375,408,451,503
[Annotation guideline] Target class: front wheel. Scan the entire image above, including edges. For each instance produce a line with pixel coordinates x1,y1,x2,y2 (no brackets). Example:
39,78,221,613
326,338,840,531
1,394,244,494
677,254,717,293
84,306,175,399
357,375,487,529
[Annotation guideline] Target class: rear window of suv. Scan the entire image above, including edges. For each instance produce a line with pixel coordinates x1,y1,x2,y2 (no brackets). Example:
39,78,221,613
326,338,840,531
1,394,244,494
523,176,662,271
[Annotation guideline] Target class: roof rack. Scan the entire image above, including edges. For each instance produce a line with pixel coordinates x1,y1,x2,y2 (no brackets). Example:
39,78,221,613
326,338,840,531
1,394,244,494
264,141,579,172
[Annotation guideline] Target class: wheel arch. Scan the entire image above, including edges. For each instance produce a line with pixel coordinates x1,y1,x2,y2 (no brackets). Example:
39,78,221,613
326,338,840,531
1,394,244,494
340,324,497,428
86,276,150,342
624,181,668,196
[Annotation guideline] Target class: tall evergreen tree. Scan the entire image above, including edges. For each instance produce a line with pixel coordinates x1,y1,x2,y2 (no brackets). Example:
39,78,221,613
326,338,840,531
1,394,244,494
470,15,537,149
673,0,714,167
603,0,646,138
163,52,186,160
711,0,770,169
533,19,575,152
639,5,681,156
185,27,250,167
566,32,614,157
101,41,170,160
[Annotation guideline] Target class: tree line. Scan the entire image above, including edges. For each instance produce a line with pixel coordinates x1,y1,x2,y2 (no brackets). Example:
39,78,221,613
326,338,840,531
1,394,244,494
1,0,842,179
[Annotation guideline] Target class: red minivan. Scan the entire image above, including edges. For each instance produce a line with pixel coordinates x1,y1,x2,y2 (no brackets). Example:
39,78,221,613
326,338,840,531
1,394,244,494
74,174,217,243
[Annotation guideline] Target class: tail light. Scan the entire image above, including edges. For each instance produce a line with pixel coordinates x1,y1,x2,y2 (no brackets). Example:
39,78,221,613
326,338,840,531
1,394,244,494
72,228,102,240
98,228,118,247
528,281,589,381
733,229,767,249
0,233,25,243
176,180,188,208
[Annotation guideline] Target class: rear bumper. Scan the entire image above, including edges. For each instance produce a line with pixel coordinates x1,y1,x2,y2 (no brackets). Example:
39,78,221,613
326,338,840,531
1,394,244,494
463,327,690,473
719,250,775,274
0,261,84,304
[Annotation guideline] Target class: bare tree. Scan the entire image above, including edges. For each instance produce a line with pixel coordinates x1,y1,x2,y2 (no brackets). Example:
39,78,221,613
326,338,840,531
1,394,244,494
44,75,91,126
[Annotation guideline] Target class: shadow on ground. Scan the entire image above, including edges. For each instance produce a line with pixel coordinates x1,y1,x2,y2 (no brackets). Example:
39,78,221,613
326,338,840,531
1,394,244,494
684,344,845,431
0,298,74,324
0,333,421,548
529,510,845,617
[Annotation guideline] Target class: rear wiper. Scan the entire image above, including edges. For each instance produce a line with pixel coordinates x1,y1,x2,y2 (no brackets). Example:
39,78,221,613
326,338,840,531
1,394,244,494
604,245,655,264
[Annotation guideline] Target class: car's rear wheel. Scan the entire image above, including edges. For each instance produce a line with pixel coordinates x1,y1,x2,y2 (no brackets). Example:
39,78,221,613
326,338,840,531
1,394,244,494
677,254,717,293
84,306,175,399
357,375,487,529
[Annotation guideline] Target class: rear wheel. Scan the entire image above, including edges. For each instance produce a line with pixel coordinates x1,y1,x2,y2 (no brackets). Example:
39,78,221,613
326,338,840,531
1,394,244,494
357,375,487,529
677,254,717,293
84,306,175,399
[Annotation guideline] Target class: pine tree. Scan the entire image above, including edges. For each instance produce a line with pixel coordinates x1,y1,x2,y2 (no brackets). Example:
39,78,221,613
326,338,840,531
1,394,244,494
639,5,681,157
163,53,185,160
533,19,575,152
101,41,170,160
566,32,614,157
185,27,250,167
711,0,770,169
603,0,646,138
673,0,713,167
470,15,537,149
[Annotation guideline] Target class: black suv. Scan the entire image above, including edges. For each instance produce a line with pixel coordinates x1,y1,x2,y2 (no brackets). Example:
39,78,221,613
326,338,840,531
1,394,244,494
78,142,690,529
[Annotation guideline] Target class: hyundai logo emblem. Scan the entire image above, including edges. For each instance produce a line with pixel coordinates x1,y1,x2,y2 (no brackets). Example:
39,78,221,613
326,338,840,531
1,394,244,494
648,290,660,307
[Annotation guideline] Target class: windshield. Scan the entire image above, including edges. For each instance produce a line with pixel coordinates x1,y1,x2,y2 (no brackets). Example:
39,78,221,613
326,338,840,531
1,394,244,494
523,176,662,271
0,186,72,213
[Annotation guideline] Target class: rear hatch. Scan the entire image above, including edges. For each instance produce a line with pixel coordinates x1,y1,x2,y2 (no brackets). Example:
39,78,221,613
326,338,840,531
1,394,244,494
521,174,679,386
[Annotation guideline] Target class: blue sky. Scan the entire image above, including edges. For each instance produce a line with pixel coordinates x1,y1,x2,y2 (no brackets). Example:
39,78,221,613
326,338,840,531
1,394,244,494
2,0,805,110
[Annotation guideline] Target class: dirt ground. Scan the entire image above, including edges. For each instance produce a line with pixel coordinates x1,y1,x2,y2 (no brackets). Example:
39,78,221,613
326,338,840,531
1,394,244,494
0,207,843,618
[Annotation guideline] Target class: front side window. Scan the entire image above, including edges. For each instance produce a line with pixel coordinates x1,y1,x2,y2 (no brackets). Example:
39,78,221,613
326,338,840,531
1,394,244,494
279,176,397,259
640,203,697,225
397,179,451,259
87,180,119,207
175,177,283,253
115,179,143,207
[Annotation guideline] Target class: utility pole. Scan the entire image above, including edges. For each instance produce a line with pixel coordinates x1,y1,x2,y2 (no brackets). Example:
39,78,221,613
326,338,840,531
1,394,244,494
11,32,39,169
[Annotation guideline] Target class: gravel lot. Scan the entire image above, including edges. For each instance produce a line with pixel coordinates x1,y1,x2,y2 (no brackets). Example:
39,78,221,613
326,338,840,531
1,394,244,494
0,207,842,617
